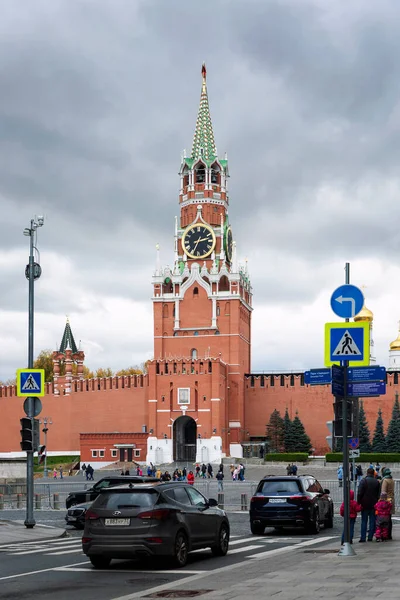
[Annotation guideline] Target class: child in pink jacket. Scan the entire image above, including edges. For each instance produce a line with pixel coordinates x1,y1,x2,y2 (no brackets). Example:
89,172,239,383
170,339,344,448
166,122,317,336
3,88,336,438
340,489,361,544
375,491,392,541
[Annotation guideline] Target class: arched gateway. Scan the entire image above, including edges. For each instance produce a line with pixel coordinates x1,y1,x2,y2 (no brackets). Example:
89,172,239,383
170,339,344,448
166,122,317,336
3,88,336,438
173,416,197,462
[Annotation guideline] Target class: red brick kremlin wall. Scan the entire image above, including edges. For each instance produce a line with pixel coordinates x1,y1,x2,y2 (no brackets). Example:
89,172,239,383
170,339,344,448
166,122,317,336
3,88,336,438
1,372,399,456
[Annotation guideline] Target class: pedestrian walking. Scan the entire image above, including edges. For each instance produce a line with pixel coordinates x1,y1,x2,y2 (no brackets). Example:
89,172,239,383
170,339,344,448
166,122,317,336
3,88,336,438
195,464,200,478
187,470,195,485
53,468,57,479
59,466,63,479
216,469,224,492
337,464,343,488
357,467,380,542
356,464,363,483
381,467,395,540
374,491,392,542
340,489,361,544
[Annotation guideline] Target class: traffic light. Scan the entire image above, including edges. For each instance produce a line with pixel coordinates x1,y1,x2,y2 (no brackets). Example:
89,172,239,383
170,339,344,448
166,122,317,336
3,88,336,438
333,399,353,437
20,418,40,452
20,418,34,452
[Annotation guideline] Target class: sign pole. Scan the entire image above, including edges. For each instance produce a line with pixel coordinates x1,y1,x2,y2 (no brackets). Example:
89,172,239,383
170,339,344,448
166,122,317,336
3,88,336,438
25,219,36,529
339,262,355,556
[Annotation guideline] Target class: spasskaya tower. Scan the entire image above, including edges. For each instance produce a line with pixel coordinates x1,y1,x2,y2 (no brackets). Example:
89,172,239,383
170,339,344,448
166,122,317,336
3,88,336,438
146,65,252,464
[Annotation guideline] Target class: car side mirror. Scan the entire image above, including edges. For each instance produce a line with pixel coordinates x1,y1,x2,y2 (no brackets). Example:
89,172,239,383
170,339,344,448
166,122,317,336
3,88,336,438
208,498,218,507
324,489,330,495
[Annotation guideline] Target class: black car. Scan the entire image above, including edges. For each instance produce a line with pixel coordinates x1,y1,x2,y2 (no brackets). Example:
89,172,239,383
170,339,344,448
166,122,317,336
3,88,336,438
82,482,230,569
65,501,92,529
65,476,159,509
250,475,334,535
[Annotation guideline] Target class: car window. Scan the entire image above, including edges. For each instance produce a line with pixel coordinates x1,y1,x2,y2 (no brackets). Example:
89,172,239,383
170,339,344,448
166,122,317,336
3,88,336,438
305,478,319,493
94,480,113,490
163,487,192,506
258,480,301,495
186,486,208,507
95,491,158,509
314,479,324,493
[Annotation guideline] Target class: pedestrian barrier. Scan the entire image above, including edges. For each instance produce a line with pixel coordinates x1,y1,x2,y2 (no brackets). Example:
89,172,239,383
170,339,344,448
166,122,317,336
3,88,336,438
34,493,42,510
241,493,248,511
217,492,224,509
16,494,23,509
53,493,60,510
0,494,3,510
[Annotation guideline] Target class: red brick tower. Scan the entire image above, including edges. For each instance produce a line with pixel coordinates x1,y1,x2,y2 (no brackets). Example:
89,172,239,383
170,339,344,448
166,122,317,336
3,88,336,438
147,65,252,464
52,318,85,396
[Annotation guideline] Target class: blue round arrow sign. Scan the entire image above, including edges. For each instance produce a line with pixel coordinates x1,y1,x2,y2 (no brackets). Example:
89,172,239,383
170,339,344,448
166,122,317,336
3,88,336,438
330,284,364,319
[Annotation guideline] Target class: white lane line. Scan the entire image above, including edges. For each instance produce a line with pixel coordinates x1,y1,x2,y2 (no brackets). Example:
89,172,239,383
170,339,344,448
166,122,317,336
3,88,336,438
0,561,90,582
45,548,84,556
228,545,263,554
247,536,337,559
54,567,205,574
11,540,81,555
229,536,264,545
0,537,68,550
109,536,338,600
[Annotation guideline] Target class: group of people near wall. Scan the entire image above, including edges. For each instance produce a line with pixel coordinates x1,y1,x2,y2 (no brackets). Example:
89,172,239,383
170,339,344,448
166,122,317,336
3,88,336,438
340,466,395,543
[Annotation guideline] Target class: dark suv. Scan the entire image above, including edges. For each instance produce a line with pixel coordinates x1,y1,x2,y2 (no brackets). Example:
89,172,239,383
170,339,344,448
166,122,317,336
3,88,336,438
65,476,159,509
250,475,334,535
82,482,230,568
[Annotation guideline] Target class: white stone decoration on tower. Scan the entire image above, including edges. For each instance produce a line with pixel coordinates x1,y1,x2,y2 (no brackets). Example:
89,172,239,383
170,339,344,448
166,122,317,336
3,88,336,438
389,321,400,370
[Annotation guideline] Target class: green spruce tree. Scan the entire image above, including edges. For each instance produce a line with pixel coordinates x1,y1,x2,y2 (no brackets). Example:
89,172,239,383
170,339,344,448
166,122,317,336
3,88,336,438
358,400,372,452
266,409,285,453
287,412,312,453
372,408,387,452
386,393,400,451
283,408,292,452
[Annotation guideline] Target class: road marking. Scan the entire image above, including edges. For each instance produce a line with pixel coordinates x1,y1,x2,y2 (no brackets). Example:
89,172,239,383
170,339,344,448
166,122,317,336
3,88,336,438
8,539,81,555
228,544,263,554
247,536,337,559
109,537,338,600
45,548,84,556
229,536,264,545
54,567,205,574
0,561,90,582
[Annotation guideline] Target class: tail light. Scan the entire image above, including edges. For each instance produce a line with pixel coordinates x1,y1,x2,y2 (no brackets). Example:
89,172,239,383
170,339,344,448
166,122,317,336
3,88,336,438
85,509,100,520
250,496,265,503
82,537,92,543
138,508,172,520
289,495,311,502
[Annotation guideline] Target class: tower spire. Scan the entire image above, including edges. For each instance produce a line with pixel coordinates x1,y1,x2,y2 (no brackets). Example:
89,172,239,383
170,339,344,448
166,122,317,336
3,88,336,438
59,318,78,354
191,63,217,161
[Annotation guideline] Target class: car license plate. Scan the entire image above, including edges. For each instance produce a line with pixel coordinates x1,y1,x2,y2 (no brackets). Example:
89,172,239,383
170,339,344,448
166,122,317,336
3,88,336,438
105,518,130,526
269,498,284,503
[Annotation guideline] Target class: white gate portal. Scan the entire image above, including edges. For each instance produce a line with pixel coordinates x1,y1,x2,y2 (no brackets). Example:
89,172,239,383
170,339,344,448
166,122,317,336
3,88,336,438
201,446,209,463
155,447,164,464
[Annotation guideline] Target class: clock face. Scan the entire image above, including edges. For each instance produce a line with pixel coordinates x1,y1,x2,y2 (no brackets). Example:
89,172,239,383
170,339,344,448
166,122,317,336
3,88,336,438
225,226,233,262
182,224,216,259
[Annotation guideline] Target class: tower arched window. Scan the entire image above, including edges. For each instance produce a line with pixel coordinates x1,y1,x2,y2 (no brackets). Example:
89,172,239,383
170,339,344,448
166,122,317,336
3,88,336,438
183,167,189,189
191,348,198,359
219,276,229,292
163,304,169,318
216,303,220,316
193,287,199,297
195,162,205,183
211,162,221,185
225,302,230,315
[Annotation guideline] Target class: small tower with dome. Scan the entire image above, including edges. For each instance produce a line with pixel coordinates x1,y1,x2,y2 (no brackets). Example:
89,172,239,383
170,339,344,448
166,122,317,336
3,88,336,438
389,322,400,370
354,301,375,364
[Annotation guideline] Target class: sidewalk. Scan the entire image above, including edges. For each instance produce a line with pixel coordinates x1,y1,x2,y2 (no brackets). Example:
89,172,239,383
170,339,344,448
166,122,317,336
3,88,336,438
0,520,66,544
131,533,400,599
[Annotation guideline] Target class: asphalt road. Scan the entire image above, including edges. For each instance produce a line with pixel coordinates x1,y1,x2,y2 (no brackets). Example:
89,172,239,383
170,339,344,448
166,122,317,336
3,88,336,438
0,510,342,600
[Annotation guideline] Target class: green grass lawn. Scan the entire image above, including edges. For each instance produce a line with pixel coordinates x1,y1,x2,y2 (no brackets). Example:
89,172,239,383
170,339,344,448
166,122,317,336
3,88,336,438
34,455,80,475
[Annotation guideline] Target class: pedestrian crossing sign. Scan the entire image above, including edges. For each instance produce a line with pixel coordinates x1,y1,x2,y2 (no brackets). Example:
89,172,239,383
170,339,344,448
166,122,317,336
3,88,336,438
324,322,370,367
17,369,45,397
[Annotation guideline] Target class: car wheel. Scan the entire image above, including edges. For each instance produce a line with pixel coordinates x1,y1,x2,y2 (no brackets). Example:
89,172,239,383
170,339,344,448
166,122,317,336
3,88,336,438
324,508,334,529
250,521,265,535
307,510,320,534
89,556,111,569
211,523,230,556
173,531,188,567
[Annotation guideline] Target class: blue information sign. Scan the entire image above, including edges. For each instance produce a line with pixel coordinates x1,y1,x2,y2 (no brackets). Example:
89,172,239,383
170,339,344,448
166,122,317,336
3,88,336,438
331,364,344,383
347,381,386,398
347,366,386,382
330,284,364,319
332,380,344,397
304,368,331,385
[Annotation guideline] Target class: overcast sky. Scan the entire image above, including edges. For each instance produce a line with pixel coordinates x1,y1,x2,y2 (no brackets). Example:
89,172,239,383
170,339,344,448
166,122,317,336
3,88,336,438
1,0,400,381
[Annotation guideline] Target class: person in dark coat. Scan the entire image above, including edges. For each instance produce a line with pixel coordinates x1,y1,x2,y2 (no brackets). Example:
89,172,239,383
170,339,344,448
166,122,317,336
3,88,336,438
357,467,380,542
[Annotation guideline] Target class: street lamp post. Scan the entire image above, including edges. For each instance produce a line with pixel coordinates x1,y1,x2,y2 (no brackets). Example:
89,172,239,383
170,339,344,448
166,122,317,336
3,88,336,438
40,417,52,478
23,215,44,529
